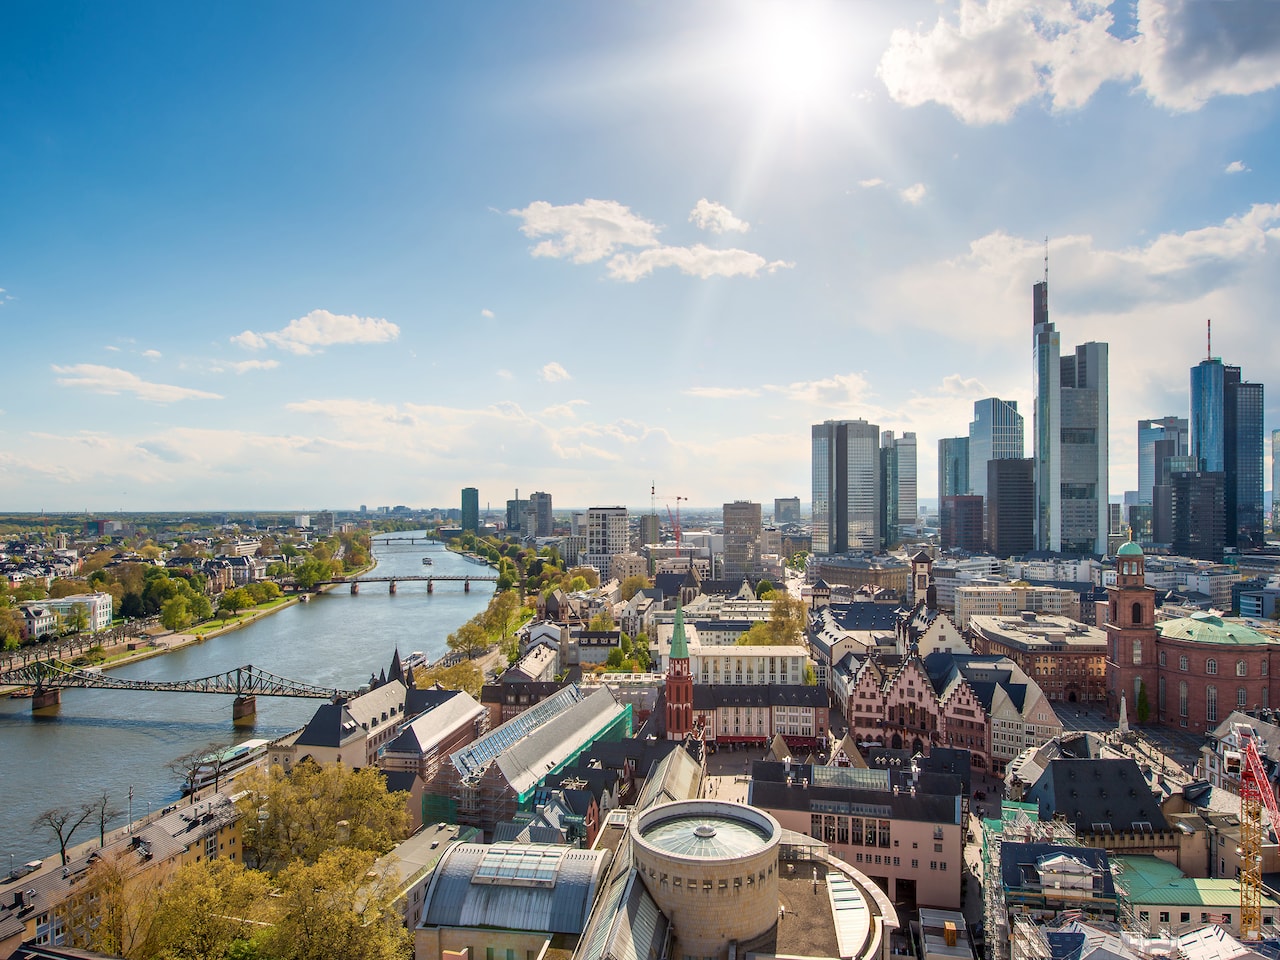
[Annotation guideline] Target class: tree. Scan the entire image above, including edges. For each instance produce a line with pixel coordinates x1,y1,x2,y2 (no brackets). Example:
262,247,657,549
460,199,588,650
567,566,600,589
145,858,274,960
86,789,123,847
73,851,162,958
736,593,807,646
170,742,225,795
1136,681,1151,724
414,660,483,698
264,848,410,960
755,579,775,599
32,804,93,866
447,621,489,659
804,663,818,686
236,763,409,873
605,648,625,669
588,609,616,632
219,588,251,615
482,590,521,644
161,596,192,632
190,593,214,622
620,574,649,601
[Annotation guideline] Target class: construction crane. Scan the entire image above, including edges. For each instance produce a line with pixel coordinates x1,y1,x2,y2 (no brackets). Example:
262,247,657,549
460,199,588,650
651,484,686,557
1230,724,1280,939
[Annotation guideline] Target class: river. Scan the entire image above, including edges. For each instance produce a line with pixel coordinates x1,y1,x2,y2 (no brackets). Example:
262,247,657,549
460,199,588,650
0,533,494,869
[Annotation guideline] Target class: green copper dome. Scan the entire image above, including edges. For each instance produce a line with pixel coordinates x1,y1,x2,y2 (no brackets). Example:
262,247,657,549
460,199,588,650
1117,541,1144,557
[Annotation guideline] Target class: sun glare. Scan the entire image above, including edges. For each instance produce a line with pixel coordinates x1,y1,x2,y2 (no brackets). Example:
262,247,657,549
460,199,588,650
727,3,849,112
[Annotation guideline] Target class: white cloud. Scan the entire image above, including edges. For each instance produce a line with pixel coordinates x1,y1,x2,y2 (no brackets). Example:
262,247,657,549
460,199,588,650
541,400,589,419
222,359,280,374
900,183,927,205
104,345,121,353
688,199,750,234
607,244,793,282
511,197,790,282
510,198,660,263
540,361,571,382
141,349,161,360
685,386,763,399
858,178,886,188
232,309,400,355
877,0,1280,124
481,308,495,318
496,369,514,381
51,364,223,403
1226,160,1250,174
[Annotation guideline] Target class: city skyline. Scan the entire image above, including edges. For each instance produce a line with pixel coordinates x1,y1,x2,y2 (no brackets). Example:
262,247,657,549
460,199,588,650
2,3,1279,510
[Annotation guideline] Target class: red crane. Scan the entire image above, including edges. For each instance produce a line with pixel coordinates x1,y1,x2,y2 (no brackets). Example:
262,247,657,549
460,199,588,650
652,486,687,557
1234,724,1279,939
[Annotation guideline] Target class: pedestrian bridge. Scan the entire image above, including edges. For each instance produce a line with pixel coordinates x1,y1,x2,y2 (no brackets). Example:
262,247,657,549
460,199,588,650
312,575,499,594
0,659,360,724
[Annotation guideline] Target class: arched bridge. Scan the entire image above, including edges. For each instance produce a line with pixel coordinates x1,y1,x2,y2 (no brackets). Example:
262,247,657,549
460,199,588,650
313,575,498,595
1,659,361,724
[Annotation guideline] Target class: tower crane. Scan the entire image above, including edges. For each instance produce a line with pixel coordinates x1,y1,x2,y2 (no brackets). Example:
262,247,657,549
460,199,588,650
651,484,686,557
1229,723,1279,939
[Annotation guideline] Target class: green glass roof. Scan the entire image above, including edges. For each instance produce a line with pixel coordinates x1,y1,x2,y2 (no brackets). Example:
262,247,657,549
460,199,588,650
1157,613,1278,646
640,812,771,859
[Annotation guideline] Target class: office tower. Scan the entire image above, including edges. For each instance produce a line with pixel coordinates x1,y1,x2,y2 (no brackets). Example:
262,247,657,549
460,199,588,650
940,495,984,552
987,459,1035,558
584,506,628,571
774,497,801,524
1190,356,1265,548
1138,417,1188,505
461,487,479,533
530,491,554,537
896,432,918,534
938,437,970,506
1170,471,1226,561
1273,430,1280,530
968,399,1024,503
505,491,529,532
1031,278,1109,554
812,419,881,554
722,500,762,582
638,513,661,547
880,432,900,548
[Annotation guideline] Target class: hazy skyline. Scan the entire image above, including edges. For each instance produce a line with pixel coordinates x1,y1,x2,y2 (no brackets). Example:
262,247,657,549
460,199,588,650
3,2,1279,511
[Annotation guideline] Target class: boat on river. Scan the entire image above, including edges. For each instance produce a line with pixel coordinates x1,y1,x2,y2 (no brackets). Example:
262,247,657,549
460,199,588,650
422,556,433,566
183,738,270,794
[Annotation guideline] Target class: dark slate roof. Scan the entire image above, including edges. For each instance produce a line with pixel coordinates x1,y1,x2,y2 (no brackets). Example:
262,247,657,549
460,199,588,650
380,770,420,795
480,680,572,704
1037,758,1168,833
830,601,903,631
541,767,618,807
692,684,828,710
999,842,1115,898
653,571,696,600
293,701,361,749
749,776,960,824
1045,931,1088,960
405,685,464,719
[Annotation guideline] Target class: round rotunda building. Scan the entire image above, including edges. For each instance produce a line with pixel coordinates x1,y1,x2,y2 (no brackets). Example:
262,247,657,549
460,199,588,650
629,799,782,959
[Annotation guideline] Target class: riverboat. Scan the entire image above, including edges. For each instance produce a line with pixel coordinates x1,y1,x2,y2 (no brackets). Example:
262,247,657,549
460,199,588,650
422,556,433,566
183,738,270,794
8,686,34,699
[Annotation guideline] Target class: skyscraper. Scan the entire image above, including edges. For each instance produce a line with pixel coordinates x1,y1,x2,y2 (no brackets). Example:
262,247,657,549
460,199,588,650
938,437,969,506
812,419,881,554
1189,356,1265,549
896,432,918,535
1170,471,1226,561
1137,417,1188,505
880,431,899,548
529,491,554,537
1273,429,1280,531
584,506,628,571
1031,277,1109,554
987,459,1036,558
461,487,479,533
968,398,1024,503
722,500,762,582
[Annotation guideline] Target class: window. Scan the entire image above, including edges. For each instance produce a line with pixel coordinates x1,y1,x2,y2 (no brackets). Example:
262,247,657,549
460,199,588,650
1159,651,1167,667
1181,913,1191,924
1238,660,1248,677
930,861,937,870
1240,687,1248,708
912,859,919,868
1179,680,1188,718
1140,912,1150,923
1207,658,1218,675
1132,638,1143,665
1160,912,1170,924
1207,685,1218,723
1180,655,1189,671
1159,677,1166,713
1132,602,1143,625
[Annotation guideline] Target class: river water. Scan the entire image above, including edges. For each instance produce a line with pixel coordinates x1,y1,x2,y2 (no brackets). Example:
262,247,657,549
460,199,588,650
0,534,494,869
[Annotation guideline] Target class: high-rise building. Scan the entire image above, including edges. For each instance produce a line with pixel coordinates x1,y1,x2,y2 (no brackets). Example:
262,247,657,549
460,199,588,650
1137,417,1188,505
530,491,554,537
1190,356,1265,548
774,497,801,524
940,495,984,553
722,501,762,582
505,491,529,532
1170,471,1226,561
1031,278,1109,554
987,459,1035,558
460,487,479,533
938,437,969,506
1273,430,1280,531
968,398,1023,503
638,513,661,547
896,432,918,535
584,506,628,572
880,432,899,548
811,419,881,554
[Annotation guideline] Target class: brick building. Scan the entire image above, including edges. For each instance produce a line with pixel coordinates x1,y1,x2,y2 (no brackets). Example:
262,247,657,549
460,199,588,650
969,612,1106,704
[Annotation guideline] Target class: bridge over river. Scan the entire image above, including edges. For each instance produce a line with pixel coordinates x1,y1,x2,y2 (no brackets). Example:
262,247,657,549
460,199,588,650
0,659,360,723
314,574,498,594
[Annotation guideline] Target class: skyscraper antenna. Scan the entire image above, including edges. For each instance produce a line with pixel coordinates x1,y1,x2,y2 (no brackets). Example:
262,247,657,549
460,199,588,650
1207,317,1211,360
1044,236,1049,286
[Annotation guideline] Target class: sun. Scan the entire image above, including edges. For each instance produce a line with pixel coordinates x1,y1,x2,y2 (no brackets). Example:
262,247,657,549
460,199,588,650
725,2,851,112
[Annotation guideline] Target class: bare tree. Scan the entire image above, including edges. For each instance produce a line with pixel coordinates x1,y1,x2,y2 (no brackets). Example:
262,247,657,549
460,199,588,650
32,804,93,866
85,790,123,847
168,743,224,796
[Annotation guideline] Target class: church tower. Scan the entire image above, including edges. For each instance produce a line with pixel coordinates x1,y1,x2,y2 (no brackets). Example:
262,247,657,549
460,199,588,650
665,603,693,740
1104,541,1157,721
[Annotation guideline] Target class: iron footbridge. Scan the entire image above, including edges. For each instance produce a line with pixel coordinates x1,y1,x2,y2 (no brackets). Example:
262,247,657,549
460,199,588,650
312,574,498,594
2,659,361,723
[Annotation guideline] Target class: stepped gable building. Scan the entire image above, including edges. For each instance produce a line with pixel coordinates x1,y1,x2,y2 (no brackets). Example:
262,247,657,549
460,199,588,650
1105,541,1280,729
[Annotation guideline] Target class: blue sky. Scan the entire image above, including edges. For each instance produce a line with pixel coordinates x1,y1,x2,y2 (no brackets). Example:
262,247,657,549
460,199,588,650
3,0,1279,512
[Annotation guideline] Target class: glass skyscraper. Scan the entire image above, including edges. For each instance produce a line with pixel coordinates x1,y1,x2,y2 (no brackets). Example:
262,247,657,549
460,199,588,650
1190,358,1226,472
938,436,969,506
812,419,881,554
1189,357,1265,548
969,398,1024,503
1137,417,1188,505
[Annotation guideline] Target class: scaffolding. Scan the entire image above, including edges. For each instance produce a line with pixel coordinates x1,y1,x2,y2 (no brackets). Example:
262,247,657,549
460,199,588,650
1012,915,1053,960
982,803,1079,960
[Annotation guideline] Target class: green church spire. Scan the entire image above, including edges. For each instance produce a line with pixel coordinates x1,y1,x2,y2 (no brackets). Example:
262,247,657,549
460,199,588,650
669,600,689,661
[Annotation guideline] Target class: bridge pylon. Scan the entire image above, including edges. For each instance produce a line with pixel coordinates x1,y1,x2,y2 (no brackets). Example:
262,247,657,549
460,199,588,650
31,689,61,713
233,695,256,725
350,582,359,595
427,579,433,594
389,580,397,595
